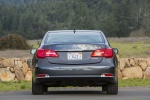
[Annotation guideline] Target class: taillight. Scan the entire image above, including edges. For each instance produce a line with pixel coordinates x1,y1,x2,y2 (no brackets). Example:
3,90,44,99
37,49,45,58
45,50,59,57
104,48,113,58
91,48,113,58
36,49,59,58
91,49,105,57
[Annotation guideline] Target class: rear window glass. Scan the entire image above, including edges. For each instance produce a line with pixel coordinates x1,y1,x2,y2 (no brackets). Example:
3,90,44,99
45,32,104,44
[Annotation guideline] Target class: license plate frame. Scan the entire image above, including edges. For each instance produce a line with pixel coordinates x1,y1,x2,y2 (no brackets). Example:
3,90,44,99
67,52,82,60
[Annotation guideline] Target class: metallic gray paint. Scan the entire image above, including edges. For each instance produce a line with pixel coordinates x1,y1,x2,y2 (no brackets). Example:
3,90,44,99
31,30,118,87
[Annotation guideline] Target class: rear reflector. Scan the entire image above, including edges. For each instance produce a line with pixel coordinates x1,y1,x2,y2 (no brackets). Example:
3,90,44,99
36,74,50,78
101,73,113,77
37,49,59,58
91,48,113,58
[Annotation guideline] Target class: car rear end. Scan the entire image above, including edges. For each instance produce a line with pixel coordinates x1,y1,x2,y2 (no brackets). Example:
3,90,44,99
31,30,118,95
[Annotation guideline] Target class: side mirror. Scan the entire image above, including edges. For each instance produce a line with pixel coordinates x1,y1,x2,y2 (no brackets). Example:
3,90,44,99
113,48,118,54
30,49,36,54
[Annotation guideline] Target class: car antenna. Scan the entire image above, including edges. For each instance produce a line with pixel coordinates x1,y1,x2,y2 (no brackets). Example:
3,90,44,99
73,29,76,34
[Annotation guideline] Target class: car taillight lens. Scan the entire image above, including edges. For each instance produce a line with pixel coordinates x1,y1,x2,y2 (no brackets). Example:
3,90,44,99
37,49,59,58
91,48,113,58
91,49,105,57
37,49,45,58
45,50,59,57
104,48,113,58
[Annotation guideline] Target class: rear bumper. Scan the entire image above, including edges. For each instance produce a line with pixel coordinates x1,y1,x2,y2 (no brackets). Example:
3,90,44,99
34,75,117,86
33,65,117,86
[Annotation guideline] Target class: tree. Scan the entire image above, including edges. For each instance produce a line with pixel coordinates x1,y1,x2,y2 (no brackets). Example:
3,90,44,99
71,1,91,29
0,0,150,38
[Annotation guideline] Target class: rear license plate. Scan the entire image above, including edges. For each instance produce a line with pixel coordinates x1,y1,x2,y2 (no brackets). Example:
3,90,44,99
67,52,82,60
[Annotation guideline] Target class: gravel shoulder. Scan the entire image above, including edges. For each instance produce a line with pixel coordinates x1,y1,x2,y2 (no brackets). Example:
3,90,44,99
0,50,32,58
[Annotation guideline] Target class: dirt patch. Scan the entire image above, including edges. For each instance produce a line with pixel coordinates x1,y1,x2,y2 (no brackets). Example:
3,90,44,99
0,50,32,58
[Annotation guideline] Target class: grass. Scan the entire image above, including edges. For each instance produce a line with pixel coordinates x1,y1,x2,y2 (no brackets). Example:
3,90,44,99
108,37,150,58
118,79,150,87
0,81,31,91
110,41,150,58
0,79,150,91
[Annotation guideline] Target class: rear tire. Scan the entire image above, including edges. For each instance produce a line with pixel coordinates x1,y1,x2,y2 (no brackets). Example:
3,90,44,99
106,82,118,95
32,80,44,95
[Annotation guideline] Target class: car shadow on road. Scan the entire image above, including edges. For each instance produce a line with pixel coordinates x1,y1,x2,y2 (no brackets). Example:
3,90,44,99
44,90,107,95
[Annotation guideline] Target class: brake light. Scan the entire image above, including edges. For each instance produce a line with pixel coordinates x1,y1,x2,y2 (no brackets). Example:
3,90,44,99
104,48,113,58
45,50,59,57
37,49,59,58
91,48,113,58
91,49,105,57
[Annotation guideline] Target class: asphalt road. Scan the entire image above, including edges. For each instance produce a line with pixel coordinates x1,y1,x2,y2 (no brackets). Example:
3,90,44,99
0,87,150,100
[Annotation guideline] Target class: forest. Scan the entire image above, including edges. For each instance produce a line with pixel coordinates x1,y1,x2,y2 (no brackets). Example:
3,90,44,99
0,0,150,39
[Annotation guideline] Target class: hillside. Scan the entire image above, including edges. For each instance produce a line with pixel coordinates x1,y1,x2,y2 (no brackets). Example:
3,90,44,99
0,0,150,39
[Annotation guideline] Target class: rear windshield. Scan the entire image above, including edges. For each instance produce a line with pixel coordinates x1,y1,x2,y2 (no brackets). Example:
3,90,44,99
45,32,104,44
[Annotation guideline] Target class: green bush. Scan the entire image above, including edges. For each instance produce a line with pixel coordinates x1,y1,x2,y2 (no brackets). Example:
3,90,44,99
0,34,31,50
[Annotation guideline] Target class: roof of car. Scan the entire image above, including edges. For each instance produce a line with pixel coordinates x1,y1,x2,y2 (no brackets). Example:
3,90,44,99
47,30,102,33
